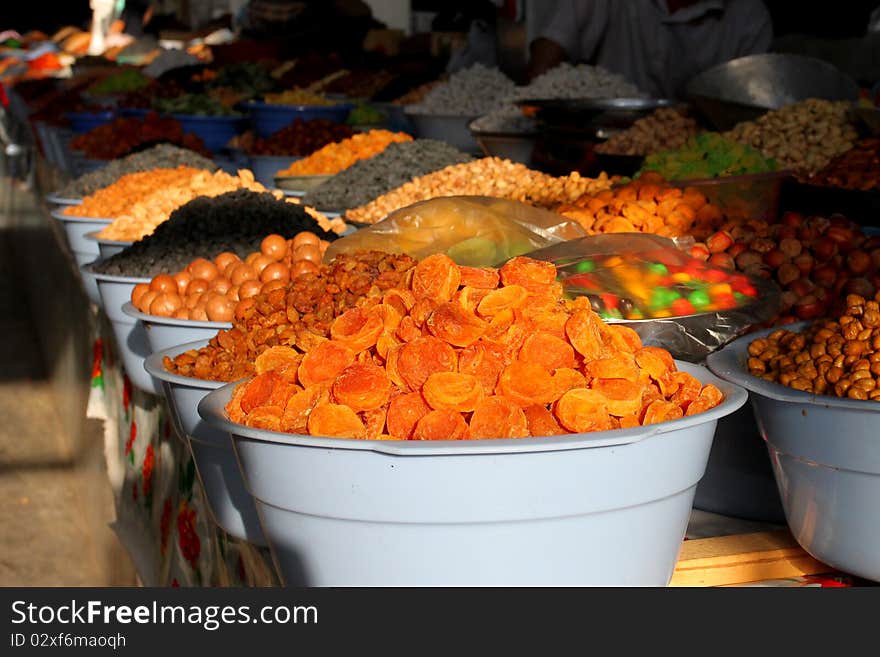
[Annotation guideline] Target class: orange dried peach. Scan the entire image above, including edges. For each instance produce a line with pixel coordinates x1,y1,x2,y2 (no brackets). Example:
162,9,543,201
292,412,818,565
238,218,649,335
523,404,565,437
382,288,415,317
610,325,642,352
456,286,491,314
307,403,367,439
245,405,283,431
426,301,487,347
422,372,484,412
476,285,528,317
458,342,506,396
669,371,702,409
412,409,468,441
584,354,639,382
551,368,587,396
497,361,560,407
634,347,672,383
360,406,387,439
618,414,641,429
281,384,326,434
642,399,683,426
458,265,499,289
565,310,604,360
411,253,461,303
332,362,392,412
469,396,529,439
386,392,431,439
554,388,614,433
589,378,643,417
384,344,408,391
330,306,384,353
254,346,302,382
397,336,457,391
395,315,422,343
298,341,356,388
499,257,557,293
239,372,281,414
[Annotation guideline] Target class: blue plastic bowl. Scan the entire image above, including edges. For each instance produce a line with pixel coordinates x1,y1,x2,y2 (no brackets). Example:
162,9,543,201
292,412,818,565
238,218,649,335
117,107,152,118
213,148,249,176
707,324,880,582
171,113,248,153
65,110,115,134
247,102,354,138
248,154,302,187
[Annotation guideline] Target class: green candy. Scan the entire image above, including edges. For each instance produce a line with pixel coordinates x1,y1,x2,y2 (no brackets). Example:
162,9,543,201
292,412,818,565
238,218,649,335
688,290,710,307
575,259,596,273
647,263,668,275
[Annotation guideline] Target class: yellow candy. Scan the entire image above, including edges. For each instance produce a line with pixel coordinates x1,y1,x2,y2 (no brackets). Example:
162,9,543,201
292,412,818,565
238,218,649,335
652,309,673,318
672,272,691,283
709,283,732,296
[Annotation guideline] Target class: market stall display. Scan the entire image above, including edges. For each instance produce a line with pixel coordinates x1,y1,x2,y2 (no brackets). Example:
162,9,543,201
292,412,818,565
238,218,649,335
247,90,354,138
155,94,248,152
512,62,645,101
246,119,355,156
595,107,701,156
67,112,211,159
807,138,880,191
276,130,412,176
639,133,777,180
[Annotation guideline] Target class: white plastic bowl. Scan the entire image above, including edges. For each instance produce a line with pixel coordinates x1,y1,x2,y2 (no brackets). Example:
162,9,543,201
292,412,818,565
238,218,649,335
86,264,159,394
78,259,104,307
199,361,746,586
405,112,481,153
84,230,132,260
50,209,112,263
121,302,231,354
45,193,82,206
707,324,880,582
144,340,266,545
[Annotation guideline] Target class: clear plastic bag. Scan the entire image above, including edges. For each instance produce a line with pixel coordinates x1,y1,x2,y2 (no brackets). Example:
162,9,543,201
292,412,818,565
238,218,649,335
526,233,782,361
324,196,587,267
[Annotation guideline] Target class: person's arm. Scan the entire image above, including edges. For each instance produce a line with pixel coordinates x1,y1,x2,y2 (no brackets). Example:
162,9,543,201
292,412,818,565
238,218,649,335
527,37,567,80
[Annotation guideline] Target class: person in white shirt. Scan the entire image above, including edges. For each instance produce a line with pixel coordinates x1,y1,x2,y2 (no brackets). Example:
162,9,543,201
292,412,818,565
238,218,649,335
528,0,773,97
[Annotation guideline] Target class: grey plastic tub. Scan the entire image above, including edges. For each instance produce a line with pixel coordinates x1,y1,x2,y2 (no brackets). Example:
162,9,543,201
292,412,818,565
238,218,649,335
122,302,230,355
50,209,112,261
707,326,880,582
144,341,266,545
45,193,82,206
78,259,103,307
198,361,746,586
85,230,132,260
406,112,481,154
86,265,159,395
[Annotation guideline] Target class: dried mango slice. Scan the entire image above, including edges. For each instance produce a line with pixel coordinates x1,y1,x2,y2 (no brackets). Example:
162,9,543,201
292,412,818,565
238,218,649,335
523,404,565,437
411,253,461,303
634,347,672,383
554,388,614,433
254,345,302,381
386,392,430,440
245,405,283,431
395,315,422,343
459,265,500,289
584,354,639,382
281,384,325,434
476,285,528,317
360,406,387,439
499,257,557,294
330,306,384,353
589,378,643,416
565,310,604,360
610,325,642,352
458,342,506,396
426,301,487,347
469,396,529,439
332,362,392,412
239,372,281,414
397,336,457,391
307,403,366,439
497,361,560,407
298,341,356,388
412,409,468,441
518,332,577,370
642,399,683,426
422,372,484,412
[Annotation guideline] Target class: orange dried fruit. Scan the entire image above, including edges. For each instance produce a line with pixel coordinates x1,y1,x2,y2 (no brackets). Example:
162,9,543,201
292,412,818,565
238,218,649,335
484,308,515,338
254,345,302,381
458,342,506,396
499,257,557,293
642,399,683,426
225,381,249,424
618,414,641,429
386,392,431,440
698,383,723,406
411,253,461,303
245,405,283,431
412,409,468,441
330,306,384,353
669,371,702,409
360,406,387,439
565,309,604,360
395,315,422,343
376,333,402,360
422,372,485,412
298,341,356,388
332,362,392,412
410,298,437,327
476,285,528,317
384,344,408,391
589,378,643,417
281,385,325,434
458,265,499,289
375,303,402,332
456,286,491,313
554,388,614,433
397,336,457,391
610,325,642,352
426,301,487,347
497,361,560,407
634,347,672,383
584,354,639,382
267,379,301,408
239,372,281,414
523,404,565,437
469,396,529,439
382,289,415,317
551,368,587,396
307,403,367,439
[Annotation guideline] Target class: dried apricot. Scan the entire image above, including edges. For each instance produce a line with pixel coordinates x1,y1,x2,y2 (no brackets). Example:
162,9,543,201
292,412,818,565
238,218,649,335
554,388,614,433
298,341,356,388
360,406,387,439
254,346,302,381
458,265,499,289
497,361,560,407
523,404,565,437
397,336,457,391
476,285,528,317
610,325,642,352
267,379,301,408
395,315,422,343
307,403,367,439
384,344,408,391
332,362,392,411
456,286,491,314
426,301,487,347
422,372,484,412
411,253,461,303
382,289,415,317
469,396,529,439
698,384,723,406
642,400,683,426
618,414,641,429
330,306,384,353
225,381,249,424
386,392,430,439
565,310,604,360
584,354,639,382
239,372,281,414
669,371,702,409
245,405,283,431
499,257,557,293
634,347,672,383
281,385,326,434
376,333,401,360
458,342,506,395
551,368,587,395
412,409,468,440
589,378,643,416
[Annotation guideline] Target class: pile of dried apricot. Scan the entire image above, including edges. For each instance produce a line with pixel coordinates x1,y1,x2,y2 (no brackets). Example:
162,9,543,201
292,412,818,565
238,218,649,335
224,254,724,440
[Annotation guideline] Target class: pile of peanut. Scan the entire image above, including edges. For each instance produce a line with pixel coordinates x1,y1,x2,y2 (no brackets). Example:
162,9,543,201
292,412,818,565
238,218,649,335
595,108,701,156
747,293,880,400
725,98,858,176
344,158,617,225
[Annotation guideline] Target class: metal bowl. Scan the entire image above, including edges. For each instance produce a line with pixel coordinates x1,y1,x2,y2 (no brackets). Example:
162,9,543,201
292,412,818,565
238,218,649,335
516,97,677,133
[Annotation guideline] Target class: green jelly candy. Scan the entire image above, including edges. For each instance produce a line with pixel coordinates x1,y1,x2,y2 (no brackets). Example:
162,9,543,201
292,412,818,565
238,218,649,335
575,259,596,273
688,290,710,307
648,263,668,275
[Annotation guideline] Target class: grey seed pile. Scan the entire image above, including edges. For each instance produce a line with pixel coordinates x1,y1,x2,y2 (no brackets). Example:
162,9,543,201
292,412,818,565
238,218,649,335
510,63,644,100
57,144,217,199
471,104,537,134
407,64,516,116
94,189,337,278
303,139,473,211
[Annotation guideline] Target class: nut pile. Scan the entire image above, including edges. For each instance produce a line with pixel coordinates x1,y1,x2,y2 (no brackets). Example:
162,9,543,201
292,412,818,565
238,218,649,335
344,158,616,225
68,112,210,159
747,292,880,400
223,254,723,440
595,108,701,156
247,119,355,156
808,138,880,191
407,64,516,116
513,63,643,100
277,130,412,176
164,251,418,381
725,99,858,175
